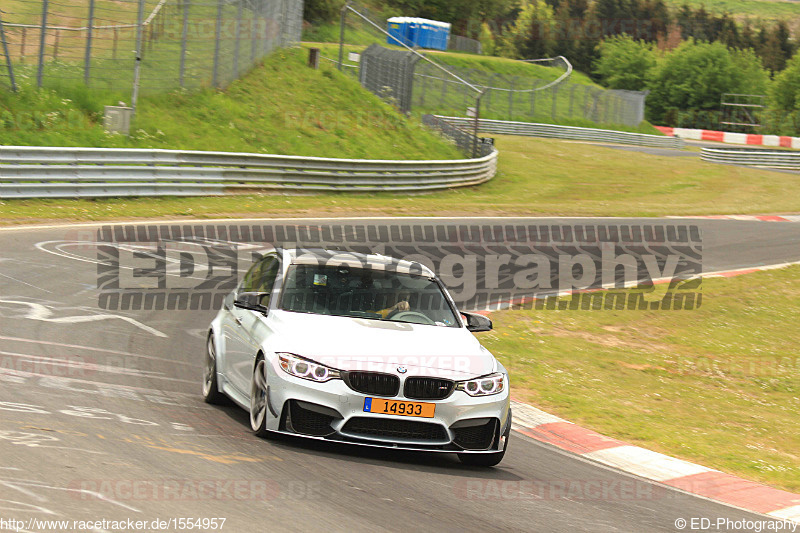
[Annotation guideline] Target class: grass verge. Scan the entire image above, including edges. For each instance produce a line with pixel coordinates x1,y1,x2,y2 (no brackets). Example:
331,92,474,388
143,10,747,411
479,266,800,491
0,48,461,160
3,135,800,224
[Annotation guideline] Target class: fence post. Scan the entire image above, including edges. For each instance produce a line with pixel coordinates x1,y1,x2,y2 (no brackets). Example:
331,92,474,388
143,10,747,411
508,78,514,121
131,0,145,115
281,0,290,47
583,85,590,119
530,80,539,116
250,14,257,64
569,85,577,117
338,2,348,71
36,0,49,87
0,12,18,91
485,73,495,113
419,69,426,106
473,90,484,158
179,0,189,87
20,27,27,63
53,29,59,60
233,0,243,77
551,84,559,120
84,0,95,84
461,71,471,111
212,0,223,87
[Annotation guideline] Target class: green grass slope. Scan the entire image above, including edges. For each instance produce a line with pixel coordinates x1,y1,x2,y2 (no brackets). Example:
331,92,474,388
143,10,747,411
0,48,462,160
305,43,659,133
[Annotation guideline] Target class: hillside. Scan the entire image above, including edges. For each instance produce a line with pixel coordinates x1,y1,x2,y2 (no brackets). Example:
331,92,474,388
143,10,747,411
660,0,800,24
0,48,462,160
306,43,660,133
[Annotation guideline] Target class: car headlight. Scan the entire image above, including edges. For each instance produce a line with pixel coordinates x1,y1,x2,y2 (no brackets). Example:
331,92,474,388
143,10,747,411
277,353,340,383
455,372,505,396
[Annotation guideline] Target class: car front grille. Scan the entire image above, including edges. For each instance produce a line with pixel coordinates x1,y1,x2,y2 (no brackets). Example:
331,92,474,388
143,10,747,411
343,372,400,397
403,377,454,400
342,417,448,442
452,419,498,450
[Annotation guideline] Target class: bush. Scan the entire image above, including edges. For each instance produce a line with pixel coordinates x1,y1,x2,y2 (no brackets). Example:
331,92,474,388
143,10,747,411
646,39,768,124
594,35,656,91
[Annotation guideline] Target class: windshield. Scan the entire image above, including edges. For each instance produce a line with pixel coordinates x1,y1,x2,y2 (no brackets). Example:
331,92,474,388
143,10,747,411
279,264,459,327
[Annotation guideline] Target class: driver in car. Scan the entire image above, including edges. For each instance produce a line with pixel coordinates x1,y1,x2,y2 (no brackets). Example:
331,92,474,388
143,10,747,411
376,293,410,319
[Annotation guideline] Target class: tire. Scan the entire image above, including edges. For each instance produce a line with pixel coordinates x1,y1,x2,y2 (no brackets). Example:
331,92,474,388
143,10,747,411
202,334,226,405
249,354,272,439
458,411,511,467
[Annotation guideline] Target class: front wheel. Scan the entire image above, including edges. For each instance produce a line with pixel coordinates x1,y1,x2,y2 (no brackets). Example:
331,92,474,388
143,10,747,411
250,355,272,438
202,334,226,405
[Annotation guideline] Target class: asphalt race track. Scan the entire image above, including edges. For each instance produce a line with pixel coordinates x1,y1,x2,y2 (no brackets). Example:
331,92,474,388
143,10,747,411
1,218,798,532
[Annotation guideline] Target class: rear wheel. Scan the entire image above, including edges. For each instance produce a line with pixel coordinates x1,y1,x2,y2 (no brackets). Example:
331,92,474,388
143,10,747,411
202,334,226,405
250,355,272,438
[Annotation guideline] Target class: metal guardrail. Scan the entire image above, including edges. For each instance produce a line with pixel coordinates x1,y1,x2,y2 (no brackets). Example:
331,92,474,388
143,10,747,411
700,147,800,169
0,146,498,198
422,114,494,158
436,116,685,149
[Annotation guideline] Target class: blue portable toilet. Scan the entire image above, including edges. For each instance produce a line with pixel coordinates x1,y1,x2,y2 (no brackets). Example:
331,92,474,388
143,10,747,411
419,19,435,48
407,18,421,47
387,16,451,50
432,20,451,50
386,17,406,46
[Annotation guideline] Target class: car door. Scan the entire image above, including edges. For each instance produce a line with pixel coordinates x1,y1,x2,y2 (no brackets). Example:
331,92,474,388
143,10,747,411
225,254,280,395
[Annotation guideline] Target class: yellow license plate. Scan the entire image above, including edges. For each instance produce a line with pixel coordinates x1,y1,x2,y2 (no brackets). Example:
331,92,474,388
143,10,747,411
364,398,435,418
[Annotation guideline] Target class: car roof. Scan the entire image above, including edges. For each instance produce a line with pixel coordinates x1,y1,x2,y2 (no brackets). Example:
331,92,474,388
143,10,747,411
279,248,436,278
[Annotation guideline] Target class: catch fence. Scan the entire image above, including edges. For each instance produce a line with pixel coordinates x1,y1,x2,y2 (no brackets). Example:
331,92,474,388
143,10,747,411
0,0,302,94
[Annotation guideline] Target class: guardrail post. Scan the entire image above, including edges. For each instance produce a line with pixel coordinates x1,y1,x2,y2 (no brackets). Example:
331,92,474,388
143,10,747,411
36,0,49,87
83,0,95,85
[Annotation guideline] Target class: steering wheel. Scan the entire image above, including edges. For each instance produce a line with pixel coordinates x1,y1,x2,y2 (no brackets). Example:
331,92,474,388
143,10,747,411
387,310,435,325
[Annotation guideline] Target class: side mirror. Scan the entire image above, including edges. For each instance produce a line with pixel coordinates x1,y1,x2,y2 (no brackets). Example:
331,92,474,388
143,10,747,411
234,291,270,313
461,311,492,332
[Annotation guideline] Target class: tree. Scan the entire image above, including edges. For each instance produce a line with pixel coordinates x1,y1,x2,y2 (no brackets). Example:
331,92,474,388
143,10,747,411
760,30,785,74
499,0,557,59
646,39,768,123
479,22,497,55
768,52,800,134
594,34,656,91
770,52,800,111
716,13,739,50
303,0,343,24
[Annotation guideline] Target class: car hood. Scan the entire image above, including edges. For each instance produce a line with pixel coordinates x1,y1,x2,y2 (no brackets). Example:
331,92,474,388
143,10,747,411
263,310,495,379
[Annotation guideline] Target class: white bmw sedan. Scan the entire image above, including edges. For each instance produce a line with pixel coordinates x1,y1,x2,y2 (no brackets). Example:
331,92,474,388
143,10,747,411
204,248,511,466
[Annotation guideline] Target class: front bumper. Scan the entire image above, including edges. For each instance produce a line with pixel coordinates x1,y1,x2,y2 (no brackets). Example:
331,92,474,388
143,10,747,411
265,364,511,453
